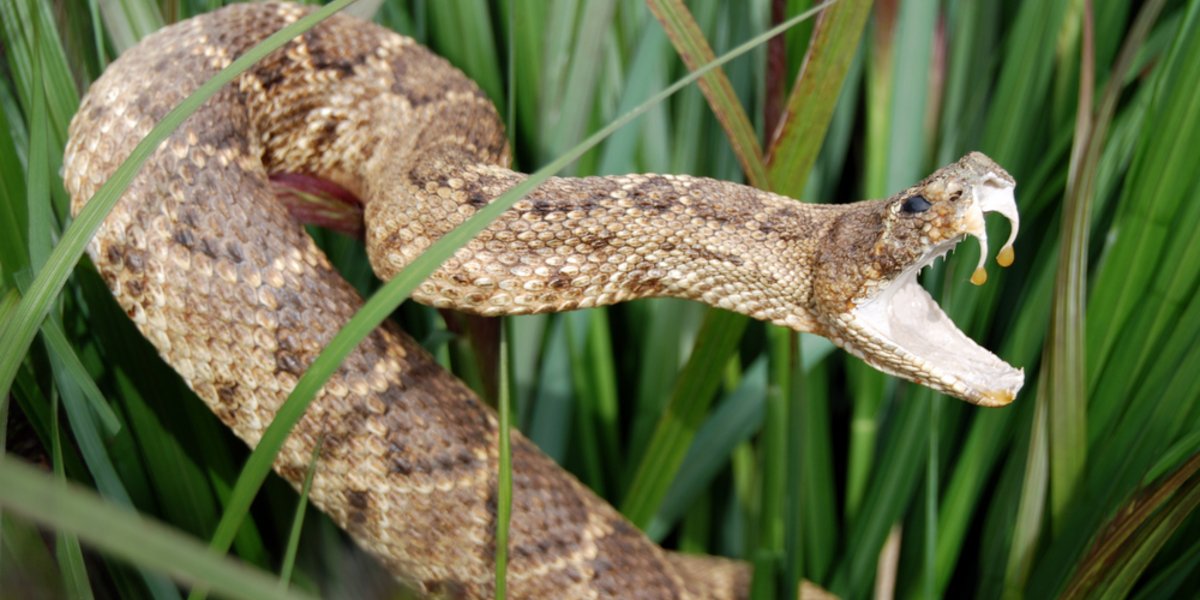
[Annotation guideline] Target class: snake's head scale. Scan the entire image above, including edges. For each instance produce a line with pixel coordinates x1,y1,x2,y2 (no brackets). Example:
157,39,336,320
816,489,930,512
812,152,1023,406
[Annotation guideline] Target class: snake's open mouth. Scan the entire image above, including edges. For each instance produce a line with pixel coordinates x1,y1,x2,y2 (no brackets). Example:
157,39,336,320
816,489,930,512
850,175,1024,406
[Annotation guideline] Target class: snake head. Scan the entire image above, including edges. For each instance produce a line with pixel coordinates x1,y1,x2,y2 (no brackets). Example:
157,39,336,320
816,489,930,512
812,152,1023,406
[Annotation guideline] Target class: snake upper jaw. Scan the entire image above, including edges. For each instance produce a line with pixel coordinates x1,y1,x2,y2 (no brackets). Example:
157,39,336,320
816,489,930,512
840,163,1024,406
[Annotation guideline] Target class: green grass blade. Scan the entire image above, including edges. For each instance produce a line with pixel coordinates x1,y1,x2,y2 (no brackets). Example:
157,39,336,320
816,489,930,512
542,0,615,169
426,0,504,111
620,309,747,527
1003,387,1049,595
765,0,869,194
0,0,361,404
278,437,322,590
750,328,794,598
1061,452,1200,599
647,0,768,187
0,458,312,600
645,357,767,541
1043,0,1096,530
52,390,95,600
495,326,513,598
39,318,121,435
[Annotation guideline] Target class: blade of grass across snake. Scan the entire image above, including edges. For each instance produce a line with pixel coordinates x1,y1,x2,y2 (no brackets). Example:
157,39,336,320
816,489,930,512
209,1,837,565
0,0,361,412
495,4,516,591
0,459,312,600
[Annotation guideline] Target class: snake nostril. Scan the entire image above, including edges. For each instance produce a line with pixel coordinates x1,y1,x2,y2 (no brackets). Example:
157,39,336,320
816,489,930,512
901,195,932,214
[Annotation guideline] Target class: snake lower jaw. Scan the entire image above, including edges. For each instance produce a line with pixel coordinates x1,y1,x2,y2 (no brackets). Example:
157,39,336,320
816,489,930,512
840,238,1024,406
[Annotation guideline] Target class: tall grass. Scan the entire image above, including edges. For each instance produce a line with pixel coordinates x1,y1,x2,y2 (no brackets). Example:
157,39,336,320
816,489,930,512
2,1,1199,599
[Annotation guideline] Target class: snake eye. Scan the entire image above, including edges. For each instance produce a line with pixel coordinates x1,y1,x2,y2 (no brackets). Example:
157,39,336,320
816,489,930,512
901,195,932,214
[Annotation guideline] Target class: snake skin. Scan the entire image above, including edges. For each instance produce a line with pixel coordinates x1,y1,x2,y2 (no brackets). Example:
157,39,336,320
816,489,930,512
63,3,1019,597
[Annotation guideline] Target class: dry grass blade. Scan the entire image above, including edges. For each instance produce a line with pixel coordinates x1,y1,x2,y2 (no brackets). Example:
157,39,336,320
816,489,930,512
1061,452,1200,598
646,0,768,187
765,0,870,195
1045,0,1094,530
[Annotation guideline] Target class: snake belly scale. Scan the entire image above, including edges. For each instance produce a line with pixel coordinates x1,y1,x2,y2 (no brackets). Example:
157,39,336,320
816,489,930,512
63,3,1023,598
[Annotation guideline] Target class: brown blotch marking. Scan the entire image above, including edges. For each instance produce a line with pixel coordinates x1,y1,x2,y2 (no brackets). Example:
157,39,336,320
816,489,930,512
198,237,220,259
173,228,196,250
179,209,201,228
226,240,245,263
692,247,745,267
346,489,370,525
126,278,145,298
276,464,306,484
423,580,468,599
105,245,124,267
275,351,306,375
388,442,414,475
549,275,570,290
216,381,239,404
396,358,442,392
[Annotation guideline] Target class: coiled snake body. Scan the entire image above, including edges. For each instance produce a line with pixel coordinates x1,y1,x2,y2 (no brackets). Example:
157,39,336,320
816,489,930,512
64,3,1023,598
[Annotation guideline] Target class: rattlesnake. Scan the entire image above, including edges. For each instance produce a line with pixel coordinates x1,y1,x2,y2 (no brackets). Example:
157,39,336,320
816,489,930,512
63,3,1022,598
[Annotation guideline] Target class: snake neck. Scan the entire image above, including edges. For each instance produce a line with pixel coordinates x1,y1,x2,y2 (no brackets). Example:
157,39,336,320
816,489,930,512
361,117,840,332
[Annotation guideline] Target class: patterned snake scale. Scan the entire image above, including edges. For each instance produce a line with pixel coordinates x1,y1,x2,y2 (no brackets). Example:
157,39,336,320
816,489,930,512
63,3,1024,598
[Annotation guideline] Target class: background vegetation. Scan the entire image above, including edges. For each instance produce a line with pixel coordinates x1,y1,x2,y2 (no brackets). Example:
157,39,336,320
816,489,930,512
2,0,1199,598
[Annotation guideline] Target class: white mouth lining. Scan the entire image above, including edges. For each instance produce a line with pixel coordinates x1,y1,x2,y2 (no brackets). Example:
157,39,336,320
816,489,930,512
853,240,1024,397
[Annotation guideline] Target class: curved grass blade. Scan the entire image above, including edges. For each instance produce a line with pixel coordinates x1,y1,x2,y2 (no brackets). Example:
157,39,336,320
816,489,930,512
0,458,312,600
1061,452,1200,599
765,0,870,194
51,390,95,600
495,327,513,598
278,436,322,590
647,0,769,187
0,0,362,405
